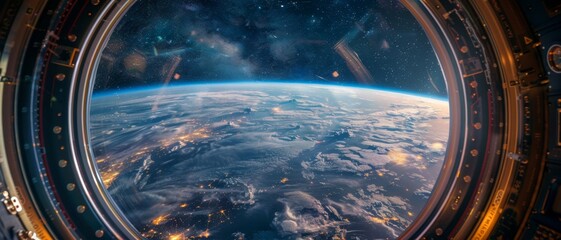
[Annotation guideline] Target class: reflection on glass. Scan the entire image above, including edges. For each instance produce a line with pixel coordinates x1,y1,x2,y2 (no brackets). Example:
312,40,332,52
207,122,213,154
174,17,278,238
90,0,449,239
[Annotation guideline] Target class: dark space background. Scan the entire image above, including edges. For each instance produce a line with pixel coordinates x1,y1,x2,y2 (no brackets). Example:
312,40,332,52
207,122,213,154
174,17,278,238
94,0,447,98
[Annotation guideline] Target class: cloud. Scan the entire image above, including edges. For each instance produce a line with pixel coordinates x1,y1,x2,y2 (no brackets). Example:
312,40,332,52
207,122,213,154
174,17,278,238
272,191,344,237
91,84,450,237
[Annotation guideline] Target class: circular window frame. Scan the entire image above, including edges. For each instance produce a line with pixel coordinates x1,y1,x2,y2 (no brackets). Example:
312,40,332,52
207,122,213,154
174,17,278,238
547,44,561,73
74,0,506,238
8,0,546,239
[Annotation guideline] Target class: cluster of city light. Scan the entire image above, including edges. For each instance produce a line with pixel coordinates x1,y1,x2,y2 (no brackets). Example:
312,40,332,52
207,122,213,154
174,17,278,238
370,216,401,224
161,127,210,147
99,127,211,189
100,160,125,188
98,146,150,188
139,205,235,239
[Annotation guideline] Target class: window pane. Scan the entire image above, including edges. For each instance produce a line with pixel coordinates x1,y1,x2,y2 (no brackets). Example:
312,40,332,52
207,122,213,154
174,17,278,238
90,1,450,239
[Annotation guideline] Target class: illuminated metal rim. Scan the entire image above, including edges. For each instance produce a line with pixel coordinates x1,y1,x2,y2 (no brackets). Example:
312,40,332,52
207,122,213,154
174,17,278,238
401,0,546,239
13,0,142,239
72,0,140,238
400,0,505,239
77,0,508,238
7,0,546,239
548,44,561,73
78,1,472,238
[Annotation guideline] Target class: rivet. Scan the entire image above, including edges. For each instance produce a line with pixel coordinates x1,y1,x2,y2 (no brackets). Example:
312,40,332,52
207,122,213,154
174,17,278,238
53,126,62,134
451,203,458,210
68,34,77,42
58,160,68,168
95,230,104,238
463,175,472,183
55,73,66,81
473,122,481,129
77,205,86,213
435,228,443,236
67,183,76,191
470,149,479,157
91,0,100,5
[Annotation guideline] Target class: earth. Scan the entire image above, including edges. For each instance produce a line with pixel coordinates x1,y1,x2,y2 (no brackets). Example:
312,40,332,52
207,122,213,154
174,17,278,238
90,82,449,239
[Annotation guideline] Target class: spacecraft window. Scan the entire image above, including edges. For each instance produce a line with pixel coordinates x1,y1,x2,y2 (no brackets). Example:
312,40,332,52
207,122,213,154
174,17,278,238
88,0,450,238
548,44,561,73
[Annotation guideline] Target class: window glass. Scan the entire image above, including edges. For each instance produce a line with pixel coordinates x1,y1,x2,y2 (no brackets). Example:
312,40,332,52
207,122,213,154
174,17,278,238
90,1,449,238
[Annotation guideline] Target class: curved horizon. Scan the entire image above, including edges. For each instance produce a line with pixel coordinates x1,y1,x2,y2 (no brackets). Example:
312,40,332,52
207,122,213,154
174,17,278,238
92,81,450,102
